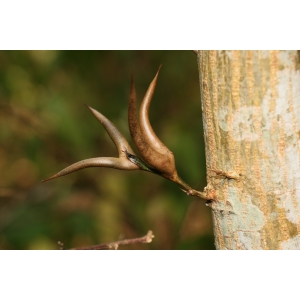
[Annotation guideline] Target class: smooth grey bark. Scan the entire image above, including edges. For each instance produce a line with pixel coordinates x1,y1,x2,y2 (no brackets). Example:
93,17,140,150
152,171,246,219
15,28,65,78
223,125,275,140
197,50,300,249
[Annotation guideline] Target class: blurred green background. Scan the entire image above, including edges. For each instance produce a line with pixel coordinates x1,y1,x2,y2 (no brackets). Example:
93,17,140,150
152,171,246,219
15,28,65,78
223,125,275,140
0,50,214,250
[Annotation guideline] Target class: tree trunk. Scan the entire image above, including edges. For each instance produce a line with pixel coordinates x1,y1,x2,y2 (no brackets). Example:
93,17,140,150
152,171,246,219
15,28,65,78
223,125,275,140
197,50,300,250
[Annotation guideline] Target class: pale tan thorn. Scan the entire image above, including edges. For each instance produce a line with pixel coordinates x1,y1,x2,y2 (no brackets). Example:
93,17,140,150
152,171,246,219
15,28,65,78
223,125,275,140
85,104,135,157
41,156,139,182
41,105,139,182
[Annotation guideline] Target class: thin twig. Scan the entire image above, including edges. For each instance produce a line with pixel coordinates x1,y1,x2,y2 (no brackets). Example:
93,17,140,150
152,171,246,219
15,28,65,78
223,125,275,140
58,231,155,250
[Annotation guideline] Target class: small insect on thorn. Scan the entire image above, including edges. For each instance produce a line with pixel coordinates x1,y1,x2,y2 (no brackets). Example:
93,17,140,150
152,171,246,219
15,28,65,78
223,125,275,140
122,148,158,174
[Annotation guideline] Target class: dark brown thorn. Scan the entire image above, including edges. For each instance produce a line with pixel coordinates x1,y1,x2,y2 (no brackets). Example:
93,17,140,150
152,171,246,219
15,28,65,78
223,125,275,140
128,74,153,160
128,74,143,149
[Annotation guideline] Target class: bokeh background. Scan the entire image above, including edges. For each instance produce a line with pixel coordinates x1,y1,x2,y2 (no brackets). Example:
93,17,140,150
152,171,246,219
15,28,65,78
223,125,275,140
0,50,214,250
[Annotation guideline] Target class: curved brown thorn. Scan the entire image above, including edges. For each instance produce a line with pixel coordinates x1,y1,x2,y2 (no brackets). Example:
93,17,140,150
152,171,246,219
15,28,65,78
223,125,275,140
42,105,139,182
127,67,209,198
139,65,167,153
128,74,150,158
137,65,177,178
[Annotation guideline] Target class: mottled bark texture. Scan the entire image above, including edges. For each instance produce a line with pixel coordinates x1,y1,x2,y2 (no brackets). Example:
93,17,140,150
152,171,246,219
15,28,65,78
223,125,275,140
197,50,300,249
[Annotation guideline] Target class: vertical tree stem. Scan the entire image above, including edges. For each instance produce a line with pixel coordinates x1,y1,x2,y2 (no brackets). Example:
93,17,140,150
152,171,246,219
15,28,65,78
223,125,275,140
198,50,300,249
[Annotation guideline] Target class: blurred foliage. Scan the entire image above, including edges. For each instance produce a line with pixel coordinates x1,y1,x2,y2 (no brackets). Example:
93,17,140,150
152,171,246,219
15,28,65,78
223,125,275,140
0,51,215,250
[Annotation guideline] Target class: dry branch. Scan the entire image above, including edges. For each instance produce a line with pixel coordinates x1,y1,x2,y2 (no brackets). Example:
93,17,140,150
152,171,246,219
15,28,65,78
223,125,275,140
58,230,155,250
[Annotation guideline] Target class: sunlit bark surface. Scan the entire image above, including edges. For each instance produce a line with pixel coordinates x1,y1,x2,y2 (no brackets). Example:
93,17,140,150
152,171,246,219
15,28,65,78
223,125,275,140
198,50,300,249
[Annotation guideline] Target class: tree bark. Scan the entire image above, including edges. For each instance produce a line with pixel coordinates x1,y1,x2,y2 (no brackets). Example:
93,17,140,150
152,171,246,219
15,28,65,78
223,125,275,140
197,50,300,249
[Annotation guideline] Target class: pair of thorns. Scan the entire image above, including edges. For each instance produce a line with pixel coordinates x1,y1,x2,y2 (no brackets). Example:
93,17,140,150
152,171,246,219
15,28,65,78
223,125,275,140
42,66,210,200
